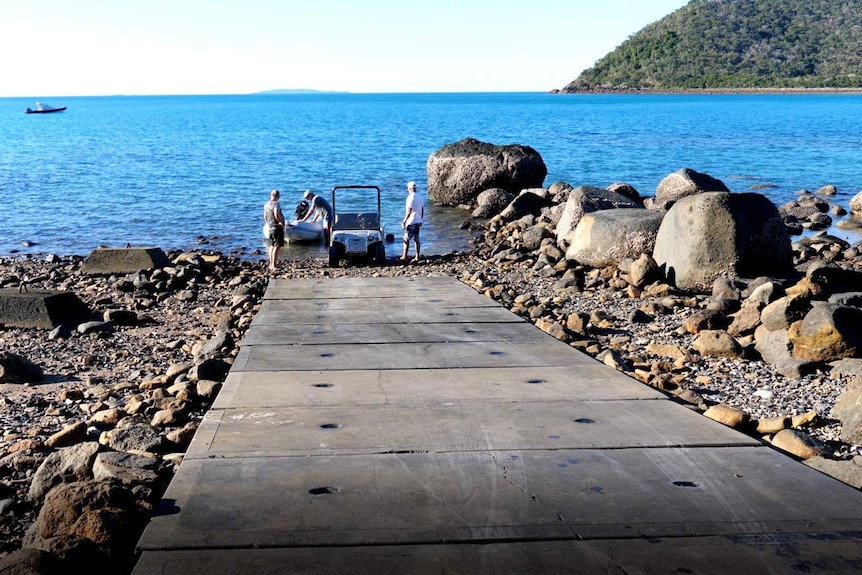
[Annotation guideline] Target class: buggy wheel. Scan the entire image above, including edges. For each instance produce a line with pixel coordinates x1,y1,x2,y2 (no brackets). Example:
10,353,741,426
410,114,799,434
328,245,343,267
373,243,386,265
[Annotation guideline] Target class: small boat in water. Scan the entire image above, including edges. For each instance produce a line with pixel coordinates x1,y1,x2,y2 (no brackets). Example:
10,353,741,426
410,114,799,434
25,102,66,114
285,219,324,243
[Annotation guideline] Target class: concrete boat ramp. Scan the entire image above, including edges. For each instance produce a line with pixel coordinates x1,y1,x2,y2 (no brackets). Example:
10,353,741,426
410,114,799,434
133,276,862,574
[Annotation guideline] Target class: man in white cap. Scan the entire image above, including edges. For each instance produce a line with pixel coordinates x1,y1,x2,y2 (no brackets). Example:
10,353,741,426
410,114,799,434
301,190,333,245
401,181,424,262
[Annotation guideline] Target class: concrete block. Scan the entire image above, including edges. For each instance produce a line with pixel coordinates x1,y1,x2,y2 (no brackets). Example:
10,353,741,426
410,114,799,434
0,289,94,329
81,247,171,275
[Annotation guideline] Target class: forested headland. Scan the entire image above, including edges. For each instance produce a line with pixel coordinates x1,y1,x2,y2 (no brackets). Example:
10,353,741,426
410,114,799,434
559,0,862,93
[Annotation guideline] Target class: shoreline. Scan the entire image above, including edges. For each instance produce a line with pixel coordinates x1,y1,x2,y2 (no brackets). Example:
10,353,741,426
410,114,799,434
552,87,862,95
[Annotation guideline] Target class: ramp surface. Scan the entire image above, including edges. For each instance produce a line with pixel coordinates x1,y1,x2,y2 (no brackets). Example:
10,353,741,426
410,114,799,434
133,277,862,574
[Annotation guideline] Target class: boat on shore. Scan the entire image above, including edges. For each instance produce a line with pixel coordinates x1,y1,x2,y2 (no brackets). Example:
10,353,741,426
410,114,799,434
285,219,324,243
25,102,66,114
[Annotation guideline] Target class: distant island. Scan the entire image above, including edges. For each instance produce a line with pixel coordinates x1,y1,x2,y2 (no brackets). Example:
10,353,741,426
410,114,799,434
558,0,862,93
255,89,350,95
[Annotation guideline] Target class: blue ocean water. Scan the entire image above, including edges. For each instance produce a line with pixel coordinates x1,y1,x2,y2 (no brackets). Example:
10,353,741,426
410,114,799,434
2,92,862,260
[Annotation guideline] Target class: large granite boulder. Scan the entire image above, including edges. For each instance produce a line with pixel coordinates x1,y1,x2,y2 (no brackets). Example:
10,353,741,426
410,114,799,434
645,168,730,211
788,303,862,361
426,138,547,206
555,186,642,248
653,192,792,292
565,209,665,268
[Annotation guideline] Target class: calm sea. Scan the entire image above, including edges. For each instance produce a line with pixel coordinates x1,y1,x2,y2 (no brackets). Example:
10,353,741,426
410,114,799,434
2,92,862,261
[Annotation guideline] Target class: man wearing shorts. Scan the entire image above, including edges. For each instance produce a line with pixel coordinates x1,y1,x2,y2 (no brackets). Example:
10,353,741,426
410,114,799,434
263,189,286,271
401,181,424,262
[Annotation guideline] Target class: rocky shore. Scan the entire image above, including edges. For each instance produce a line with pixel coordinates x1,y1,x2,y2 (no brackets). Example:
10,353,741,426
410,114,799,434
3,170,862,572
551,87,862,95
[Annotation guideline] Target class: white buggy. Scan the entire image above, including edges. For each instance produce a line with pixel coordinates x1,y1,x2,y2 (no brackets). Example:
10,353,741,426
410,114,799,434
327,185,386,267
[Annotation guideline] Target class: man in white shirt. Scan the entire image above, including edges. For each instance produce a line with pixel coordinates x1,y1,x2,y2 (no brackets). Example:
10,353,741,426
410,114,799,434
401,181,424,262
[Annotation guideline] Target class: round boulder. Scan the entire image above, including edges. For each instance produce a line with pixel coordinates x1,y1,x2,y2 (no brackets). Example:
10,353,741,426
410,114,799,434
499,190,549,221
693,330,744,358
806,212,832,231
653,192,792,292
645,168,729,211
605,182,642,204
426,138,547,206
565,209,665,268
472,188,515,219
555,186,642,248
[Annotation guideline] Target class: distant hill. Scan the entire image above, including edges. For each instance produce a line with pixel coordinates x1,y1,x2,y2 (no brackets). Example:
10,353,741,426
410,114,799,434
559,0,862,92
255,89,349,95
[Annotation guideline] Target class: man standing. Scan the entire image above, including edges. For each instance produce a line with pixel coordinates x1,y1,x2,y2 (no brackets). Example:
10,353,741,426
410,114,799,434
401,181,424,262
262,189,285,272
301,190,333,245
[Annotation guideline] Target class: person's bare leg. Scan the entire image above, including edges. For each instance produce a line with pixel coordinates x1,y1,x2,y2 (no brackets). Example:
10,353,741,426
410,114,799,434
412,236,421,262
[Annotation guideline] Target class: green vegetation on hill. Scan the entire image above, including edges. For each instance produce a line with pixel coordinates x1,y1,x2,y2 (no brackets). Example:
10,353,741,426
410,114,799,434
561,0,862,92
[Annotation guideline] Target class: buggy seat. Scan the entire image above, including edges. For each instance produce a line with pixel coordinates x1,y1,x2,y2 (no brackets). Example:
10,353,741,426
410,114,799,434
332,212,380,231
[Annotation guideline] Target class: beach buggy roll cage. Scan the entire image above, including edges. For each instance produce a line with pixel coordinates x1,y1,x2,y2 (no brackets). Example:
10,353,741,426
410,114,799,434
329,185,383,234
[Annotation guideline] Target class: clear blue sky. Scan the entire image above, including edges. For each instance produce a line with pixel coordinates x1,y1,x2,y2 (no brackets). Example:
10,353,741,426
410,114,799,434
2,0,690,97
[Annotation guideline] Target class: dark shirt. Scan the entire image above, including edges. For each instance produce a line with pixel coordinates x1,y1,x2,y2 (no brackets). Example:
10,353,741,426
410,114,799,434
311,195,332,222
